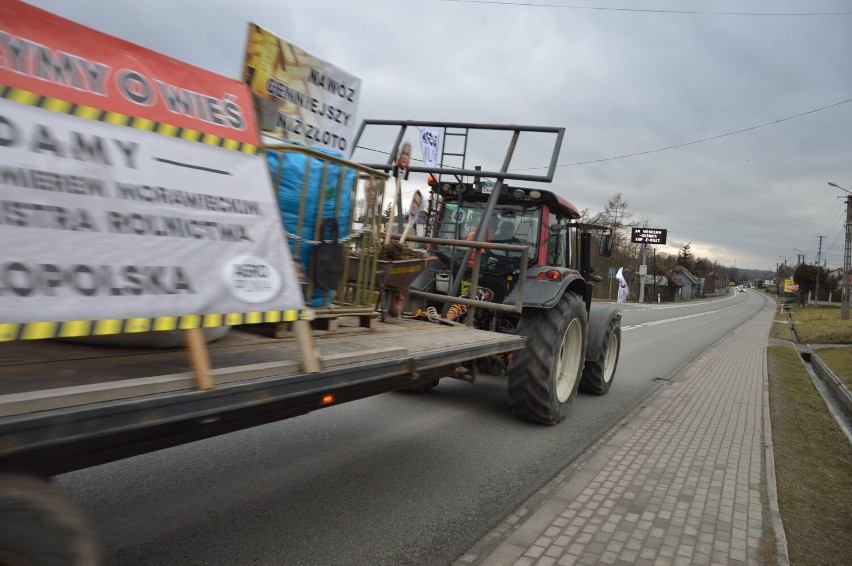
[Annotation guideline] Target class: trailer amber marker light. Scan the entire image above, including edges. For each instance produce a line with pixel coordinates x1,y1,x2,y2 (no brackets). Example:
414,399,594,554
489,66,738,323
320,394,335,405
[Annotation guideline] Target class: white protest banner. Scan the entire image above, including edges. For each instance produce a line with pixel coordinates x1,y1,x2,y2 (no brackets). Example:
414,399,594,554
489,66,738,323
416,126,442,168
243,24,361,156
0,2,305,341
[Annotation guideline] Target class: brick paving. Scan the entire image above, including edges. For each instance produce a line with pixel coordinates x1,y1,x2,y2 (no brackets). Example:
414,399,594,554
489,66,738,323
458,298,782,566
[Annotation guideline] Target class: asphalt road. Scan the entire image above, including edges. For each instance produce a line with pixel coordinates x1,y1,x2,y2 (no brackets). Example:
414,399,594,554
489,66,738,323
56,289,768,565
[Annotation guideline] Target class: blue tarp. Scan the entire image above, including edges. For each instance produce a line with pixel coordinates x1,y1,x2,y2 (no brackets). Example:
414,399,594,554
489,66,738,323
267,144,356,306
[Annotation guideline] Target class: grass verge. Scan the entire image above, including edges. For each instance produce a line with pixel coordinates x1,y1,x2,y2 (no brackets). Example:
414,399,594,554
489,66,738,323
767,346,852,565
770,308,792,342
812,348,852,389
788,305,852,343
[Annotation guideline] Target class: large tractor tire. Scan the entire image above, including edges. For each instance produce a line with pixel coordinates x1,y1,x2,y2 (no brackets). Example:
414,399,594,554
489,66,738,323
0,472,99,566
579,313,620,395
507,292,587,425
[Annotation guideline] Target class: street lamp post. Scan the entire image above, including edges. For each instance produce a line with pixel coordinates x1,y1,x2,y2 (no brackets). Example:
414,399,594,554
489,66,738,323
792,249,806,305
828,182,851,320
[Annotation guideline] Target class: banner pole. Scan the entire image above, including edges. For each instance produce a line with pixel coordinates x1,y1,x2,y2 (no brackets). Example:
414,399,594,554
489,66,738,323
184,328,214,390
293,319,321,373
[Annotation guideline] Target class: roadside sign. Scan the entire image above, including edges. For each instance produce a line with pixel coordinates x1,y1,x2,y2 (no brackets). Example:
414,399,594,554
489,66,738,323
631,228,667,244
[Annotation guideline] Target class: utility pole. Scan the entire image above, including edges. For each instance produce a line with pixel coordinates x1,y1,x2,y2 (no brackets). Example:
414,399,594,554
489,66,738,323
828,182,851,320
844,195,852,319
815,235,824,304
816,235,824,266
638,243,647,303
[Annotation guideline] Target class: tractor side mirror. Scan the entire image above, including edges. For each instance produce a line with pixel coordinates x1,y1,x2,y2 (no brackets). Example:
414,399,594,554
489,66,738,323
599,233,613,257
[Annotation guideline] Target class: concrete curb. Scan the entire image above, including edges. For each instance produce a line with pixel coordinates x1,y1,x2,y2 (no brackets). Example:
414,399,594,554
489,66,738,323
805,349,852,420
762,349,790,566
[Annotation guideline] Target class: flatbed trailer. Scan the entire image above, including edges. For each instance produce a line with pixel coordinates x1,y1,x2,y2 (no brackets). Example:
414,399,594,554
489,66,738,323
0,319,523,477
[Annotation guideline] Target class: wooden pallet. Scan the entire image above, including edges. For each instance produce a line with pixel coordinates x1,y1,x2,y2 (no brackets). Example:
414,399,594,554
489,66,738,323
274,309,379,337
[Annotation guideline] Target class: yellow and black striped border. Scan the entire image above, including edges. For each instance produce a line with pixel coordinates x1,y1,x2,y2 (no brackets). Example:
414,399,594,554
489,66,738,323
1,83,259,155
0,309,316,342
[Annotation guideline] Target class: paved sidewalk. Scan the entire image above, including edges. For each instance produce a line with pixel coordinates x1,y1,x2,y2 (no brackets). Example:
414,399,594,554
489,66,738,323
457,298,785,565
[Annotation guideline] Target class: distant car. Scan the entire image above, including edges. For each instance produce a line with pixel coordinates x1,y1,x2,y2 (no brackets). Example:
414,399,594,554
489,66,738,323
738,287,745,293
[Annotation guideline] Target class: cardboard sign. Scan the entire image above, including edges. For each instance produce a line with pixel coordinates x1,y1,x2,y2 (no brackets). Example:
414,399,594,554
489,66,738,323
243,23,361,156
0,2,305,341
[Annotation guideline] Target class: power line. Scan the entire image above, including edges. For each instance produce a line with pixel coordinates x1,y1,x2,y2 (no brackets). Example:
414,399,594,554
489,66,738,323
819,197,844,236
512,97,852,170
356,98,852,174
436,0,852,16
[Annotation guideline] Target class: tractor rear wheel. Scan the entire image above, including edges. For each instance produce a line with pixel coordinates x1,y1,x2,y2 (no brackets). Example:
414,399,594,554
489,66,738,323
507,292,587,425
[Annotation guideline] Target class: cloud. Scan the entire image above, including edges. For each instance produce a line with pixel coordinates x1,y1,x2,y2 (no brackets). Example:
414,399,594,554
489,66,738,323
26,0,852,269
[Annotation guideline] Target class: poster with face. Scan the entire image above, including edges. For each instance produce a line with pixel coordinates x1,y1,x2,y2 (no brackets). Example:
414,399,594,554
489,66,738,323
393,142,412,179
407,190,423,227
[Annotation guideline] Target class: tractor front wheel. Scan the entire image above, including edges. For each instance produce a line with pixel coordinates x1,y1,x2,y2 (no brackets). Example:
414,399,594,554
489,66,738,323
579,314,620,395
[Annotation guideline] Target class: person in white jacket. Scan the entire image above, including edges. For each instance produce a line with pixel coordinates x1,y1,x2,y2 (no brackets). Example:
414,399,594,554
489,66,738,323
616,266,629,304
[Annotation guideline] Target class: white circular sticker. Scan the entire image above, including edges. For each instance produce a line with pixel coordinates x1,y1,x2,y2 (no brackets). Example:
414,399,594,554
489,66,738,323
223,254,282,303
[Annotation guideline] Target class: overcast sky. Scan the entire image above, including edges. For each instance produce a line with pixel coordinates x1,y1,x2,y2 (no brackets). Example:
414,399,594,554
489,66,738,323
27,0,852,273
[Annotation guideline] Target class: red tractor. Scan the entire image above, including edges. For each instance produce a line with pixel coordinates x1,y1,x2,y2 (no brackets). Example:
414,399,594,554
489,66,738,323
354,121,621,425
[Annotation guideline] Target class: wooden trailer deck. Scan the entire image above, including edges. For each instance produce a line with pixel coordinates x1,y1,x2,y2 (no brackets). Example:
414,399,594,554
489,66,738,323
0,317,524,415
0,317,524,475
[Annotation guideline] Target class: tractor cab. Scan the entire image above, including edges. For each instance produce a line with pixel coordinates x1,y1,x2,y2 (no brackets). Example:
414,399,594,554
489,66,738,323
427,179,583,304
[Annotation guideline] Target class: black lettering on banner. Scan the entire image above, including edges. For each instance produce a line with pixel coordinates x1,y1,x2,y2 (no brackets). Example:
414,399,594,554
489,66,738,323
0,114,139,168
0,262,196,297
1,168,106,197
275,113,302,136
155,81,247,131
304,125,346,151
106,211,253,242
115,183,261,215
0,32,27,76
37,47,84,90
156,81,246,130
156,80,193,116
223,96,246,130
30,124,62,156
69,132,110,165
0,201,99,231
3,262,34,296
307,68,356,101
70,264,98,296
112,140,139,169
233,263,269,278
0,32,112,95
0,115,20,148
117,69,155,105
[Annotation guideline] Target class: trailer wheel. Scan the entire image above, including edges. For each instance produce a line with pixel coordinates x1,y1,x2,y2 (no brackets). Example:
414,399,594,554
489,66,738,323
579,315,620,395
0,473,99,566
507,292,587,425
